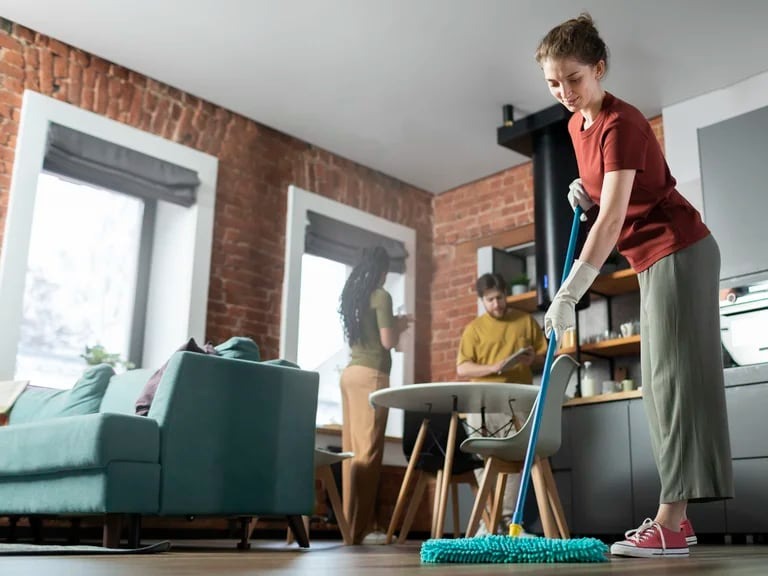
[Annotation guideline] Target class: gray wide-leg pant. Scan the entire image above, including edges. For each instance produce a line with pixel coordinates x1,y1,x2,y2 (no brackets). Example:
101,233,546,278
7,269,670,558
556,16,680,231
638,234,734,503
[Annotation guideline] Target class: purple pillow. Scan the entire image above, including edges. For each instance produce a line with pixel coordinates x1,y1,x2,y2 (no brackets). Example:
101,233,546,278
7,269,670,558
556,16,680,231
135,338,217,416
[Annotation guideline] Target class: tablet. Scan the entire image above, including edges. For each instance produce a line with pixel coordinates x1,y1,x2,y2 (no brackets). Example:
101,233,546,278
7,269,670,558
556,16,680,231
497,347,533,373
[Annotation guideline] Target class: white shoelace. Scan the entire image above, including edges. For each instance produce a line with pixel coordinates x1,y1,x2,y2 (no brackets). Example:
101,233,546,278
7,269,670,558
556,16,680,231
624,518,667,550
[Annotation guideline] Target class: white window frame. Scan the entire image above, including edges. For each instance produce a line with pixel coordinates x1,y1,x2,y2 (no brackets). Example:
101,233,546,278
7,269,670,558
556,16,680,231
281,185,416,436
0,90,218,378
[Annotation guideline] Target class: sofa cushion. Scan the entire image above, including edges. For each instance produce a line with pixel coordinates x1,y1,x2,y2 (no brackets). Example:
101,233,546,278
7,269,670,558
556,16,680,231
100,368,155,415
261,358,300,369
0,412,160,477
135,338,217,416
215,337,261,362
8,364,115,425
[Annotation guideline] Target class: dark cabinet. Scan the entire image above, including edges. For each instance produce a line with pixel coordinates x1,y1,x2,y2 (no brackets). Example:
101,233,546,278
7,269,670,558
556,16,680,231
727,459,768,533
568,402,633,534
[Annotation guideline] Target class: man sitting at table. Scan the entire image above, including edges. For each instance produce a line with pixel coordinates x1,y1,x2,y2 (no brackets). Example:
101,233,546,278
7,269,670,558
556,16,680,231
456,272,547,534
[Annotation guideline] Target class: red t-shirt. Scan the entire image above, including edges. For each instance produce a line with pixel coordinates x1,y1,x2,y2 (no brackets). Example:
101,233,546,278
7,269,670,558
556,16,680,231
569,92,710,272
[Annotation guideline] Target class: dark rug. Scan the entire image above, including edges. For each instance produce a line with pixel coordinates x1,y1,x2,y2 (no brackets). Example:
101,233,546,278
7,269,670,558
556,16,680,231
0,540,171,555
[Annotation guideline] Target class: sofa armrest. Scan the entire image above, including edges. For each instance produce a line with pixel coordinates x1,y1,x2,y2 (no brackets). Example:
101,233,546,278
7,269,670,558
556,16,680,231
0,413,160,477
148,351,319,515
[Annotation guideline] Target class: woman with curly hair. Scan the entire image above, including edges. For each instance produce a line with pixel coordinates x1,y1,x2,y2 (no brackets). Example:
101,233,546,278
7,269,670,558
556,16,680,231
338,246,409,544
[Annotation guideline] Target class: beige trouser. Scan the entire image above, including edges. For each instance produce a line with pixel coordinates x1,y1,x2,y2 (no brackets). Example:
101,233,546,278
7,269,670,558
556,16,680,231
465,409,529,529
639,234,734,503
341,365,389,544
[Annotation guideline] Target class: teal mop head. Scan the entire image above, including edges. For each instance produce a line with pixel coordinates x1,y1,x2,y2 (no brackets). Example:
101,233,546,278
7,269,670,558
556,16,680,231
420,535,608,564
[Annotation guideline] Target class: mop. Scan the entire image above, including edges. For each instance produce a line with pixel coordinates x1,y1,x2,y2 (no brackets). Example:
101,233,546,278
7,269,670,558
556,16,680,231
421,206,608,563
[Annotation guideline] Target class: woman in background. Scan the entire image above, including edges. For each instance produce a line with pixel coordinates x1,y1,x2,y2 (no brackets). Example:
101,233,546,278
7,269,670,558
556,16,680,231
338,246,409,545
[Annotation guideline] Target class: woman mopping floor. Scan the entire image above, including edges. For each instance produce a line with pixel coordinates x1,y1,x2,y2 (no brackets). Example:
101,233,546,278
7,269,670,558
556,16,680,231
537,13,734,558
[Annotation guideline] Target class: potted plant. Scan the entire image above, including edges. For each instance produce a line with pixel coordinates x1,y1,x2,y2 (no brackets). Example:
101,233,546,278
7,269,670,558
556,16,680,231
81,344,135,371
509,274,530,296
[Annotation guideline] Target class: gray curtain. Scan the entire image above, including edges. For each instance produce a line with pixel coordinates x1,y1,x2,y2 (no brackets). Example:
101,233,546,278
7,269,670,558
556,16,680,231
43,123,200,207
305,211,408,273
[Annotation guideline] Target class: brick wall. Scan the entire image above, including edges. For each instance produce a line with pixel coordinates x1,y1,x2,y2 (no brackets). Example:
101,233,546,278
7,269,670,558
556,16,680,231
430,115,664,382
0,22,434,378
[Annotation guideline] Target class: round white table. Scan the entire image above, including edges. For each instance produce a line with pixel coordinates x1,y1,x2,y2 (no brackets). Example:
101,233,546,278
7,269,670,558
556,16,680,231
370,382,539,541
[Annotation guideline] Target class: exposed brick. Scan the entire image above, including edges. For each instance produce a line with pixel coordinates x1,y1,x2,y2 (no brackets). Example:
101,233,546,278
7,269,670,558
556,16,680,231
0,23,434,369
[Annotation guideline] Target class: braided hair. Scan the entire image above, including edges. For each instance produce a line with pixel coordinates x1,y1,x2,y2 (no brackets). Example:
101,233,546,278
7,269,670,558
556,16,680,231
339,246,391,346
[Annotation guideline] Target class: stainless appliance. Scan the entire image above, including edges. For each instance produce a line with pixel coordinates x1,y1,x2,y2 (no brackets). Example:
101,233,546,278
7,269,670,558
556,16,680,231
720,282,768,366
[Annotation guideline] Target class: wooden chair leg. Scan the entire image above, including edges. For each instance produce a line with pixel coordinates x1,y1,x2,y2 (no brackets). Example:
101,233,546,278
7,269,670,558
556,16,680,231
397,471,429,544
541,458,570,539
102,513,122,548
435,411,459,538
531,460,557,538
287,515,310,548
431,469,443,538
466,458,497,537
489,471,509,535
387,417,430,544
467,473,495,533
318,465,352,545
451,483,461,537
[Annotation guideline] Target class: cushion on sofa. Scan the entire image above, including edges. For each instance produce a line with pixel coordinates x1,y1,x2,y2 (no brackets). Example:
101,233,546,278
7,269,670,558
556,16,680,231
135,338,217,416
8,364,115,426
214,337,261,362
0,412,160,477
100,368,155,415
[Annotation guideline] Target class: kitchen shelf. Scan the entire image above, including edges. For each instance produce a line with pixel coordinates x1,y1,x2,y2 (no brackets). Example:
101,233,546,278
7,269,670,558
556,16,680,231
505,290,538,313
590,268,639,297
580,334,641,358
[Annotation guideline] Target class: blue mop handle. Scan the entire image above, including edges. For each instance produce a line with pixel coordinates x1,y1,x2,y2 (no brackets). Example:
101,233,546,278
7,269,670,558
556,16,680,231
510,205,582,534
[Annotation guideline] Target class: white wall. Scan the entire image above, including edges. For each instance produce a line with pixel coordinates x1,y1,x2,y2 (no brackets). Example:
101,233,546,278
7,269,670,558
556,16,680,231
663,70,768,218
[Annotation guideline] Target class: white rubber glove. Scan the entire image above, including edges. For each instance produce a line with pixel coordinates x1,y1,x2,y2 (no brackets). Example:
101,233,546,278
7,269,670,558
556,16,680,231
544,260,600,345
568,178,595,222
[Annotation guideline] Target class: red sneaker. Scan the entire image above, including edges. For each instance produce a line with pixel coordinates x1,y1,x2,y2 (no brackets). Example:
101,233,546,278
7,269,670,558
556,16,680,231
680,518,697,546
610,518,689,558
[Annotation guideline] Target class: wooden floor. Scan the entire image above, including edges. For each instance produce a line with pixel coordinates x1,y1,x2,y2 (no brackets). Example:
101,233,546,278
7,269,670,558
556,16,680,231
1,539,767,575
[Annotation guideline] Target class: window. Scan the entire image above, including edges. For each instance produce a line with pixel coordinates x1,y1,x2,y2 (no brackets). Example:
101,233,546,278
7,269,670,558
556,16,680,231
282,186,415,437
15,174,144,388
297,253,407,426
0,90,218,382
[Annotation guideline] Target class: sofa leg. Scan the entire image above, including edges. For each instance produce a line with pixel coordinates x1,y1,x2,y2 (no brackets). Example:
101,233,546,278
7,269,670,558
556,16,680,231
29,516,43,544
68,518,82,545
7,516,19,543
236,516,252,550
287,515,310,548
126,514,142,549
102,513,122,548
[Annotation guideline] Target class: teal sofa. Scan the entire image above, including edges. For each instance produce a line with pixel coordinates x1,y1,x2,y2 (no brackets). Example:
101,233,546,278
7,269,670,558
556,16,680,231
0,350,319,547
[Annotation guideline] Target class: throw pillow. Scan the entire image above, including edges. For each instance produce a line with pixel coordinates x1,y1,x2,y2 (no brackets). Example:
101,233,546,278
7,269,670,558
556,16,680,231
135,338,217,416
7,365,114,425
214,336,261,362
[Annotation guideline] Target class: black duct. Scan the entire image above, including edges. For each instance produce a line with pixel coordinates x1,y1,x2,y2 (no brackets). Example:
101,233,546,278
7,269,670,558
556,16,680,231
497,103,588,310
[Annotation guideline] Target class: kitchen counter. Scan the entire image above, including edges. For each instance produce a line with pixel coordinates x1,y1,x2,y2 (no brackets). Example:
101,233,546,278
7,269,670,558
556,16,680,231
724,362,768,387
564,389,642,407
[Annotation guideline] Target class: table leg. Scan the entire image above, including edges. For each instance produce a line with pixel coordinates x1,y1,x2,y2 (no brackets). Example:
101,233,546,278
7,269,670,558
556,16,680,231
386,416,429,544
435,409,458,538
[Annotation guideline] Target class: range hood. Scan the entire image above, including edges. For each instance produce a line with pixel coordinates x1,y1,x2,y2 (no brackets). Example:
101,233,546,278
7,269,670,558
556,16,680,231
497,104,587,310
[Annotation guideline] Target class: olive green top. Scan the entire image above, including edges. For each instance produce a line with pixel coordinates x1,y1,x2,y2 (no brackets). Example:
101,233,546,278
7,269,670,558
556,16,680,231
348,288,395,374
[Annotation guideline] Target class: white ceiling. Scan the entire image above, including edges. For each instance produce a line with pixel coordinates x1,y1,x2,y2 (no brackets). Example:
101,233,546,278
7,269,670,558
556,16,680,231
3,0,768,193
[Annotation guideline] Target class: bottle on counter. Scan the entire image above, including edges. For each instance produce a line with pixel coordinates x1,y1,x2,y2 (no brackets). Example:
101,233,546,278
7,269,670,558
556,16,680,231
581,361,598,397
